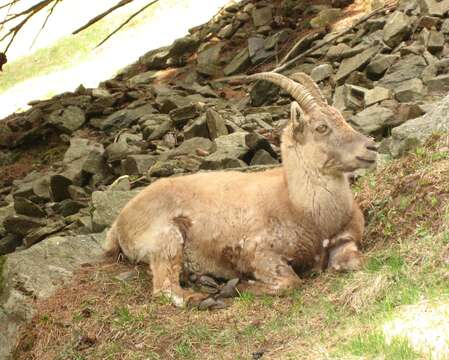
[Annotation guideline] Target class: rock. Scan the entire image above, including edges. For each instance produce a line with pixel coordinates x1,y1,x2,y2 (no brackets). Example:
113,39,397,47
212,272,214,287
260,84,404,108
378,55,427,89
427,30,445,53
334,45,381,84
0,233,21,255
108,176,131,192
68,185,89,202
389,93,449,156
250,149,278,165
201,132,273,170
442,19,449,34
0,204,15,233
366,54,399,80
169,104,200,128
23,221,66,247
13,197,45,218
184,115,209,139
141,114,172,140
32,176,51,202
250,80,280,107
217,278,239,299
105,140,140,163
196,43,223,76
265,30,290,50
394,78,425,102
128,70,158,85
248,36,275,64
252,7,272,27
206,109,228,140
310,64,333,82
343,85,367,110
91,190,140,232
383,11,411,48
349,105,394,134
418,0,449,16
122,155,158,175
364,87,391,106
168,35,199,58
54,199,86,217
164,137,215,160
224,48,251,76
3,215,46,237
0,234,104,360
50,174,72,202
426,74,449,93
326,43,352,61
48,106,86,133
310,8,342,28
101,104,156,131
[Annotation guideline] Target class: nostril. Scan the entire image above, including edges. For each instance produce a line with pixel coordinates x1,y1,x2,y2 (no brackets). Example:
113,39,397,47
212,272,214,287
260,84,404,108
366,143,378,152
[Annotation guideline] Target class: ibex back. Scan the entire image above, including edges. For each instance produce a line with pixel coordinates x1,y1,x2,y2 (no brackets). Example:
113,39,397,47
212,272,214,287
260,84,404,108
104,72,377,307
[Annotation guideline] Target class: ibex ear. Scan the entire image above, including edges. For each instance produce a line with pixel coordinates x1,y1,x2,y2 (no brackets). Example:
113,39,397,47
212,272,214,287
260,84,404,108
290,101,306,136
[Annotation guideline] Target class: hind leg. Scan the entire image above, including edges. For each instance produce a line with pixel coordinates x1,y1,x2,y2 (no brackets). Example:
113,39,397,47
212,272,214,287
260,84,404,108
146,224,207,307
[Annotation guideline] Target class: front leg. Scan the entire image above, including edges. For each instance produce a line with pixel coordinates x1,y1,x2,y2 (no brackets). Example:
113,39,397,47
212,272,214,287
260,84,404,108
237,251,302,296
325,202,365,272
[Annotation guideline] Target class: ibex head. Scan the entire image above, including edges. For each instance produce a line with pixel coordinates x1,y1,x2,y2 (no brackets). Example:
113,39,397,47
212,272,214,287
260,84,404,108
249,72,378,176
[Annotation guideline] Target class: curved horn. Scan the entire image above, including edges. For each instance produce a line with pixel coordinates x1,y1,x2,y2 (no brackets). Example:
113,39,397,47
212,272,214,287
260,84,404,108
289,72,327,104
248,72,317,112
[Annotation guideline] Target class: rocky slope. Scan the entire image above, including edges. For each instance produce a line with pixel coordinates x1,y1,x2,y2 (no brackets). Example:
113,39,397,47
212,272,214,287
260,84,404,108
1,0,449,358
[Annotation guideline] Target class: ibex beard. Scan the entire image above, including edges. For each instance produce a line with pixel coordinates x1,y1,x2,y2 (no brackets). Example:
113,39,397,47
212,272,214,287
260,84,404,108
104,72,377,307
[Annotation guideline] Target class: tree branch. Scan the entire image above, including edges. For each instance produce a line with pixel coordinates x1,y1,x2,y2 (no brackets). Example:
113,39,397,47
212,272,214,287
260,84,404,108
72,0,134,35
95,0,160,48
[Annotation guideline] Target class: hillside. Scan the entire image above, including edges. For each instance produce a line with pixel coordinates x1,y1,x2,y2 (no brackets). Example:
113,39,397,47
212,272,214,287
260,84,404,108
1,0,449,358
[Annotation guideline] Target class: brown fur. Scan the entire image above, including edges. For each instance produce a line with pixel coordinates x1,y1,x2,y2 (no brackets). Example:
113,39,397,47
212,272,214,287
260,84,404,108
104,73,377,307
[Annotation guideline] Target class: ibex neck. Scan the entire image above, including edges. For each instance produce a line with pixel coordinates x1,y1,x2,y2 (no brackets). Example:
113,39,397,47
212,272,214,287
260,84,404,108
281,142,353,237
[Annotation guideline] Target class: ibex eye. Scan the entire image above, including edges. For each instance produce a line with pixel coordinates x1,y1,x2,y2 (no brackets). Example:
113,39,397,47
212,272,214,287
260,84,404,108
316,124,328,133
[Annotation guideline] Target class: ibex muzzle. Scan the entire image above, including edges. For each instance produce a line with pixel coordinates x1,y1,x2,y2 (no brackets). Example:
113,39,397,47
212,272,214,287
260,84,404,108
105,72,376,307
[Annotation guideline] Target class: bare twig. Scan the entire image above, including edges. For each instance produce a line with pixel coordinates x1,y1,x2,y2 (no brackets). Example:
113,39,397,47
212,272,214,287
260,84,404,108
0,0,53,27
95,0,160,48
72,0,134,35
29,0,61,49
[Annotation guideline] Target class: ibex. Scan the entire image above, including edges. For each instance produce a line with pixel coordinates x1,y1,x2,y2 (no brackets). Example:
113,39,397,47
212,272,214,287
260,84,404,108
104,72,377,307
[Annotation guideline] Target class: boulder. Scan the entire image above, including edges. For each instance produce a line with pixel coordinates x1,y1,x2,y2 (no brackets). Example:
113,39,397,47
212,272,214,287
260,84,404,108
3,215,46,237
140,114,172,140
366,54,399,79
0,234,104,360
224,48,251,76
311,64,333,82
394,78,425,102
365,87,391,106
252,7,272,27
101,104,156,131
248,36,275,64
170,104,200,128
250,149,278,165
378,55,427,89
50,174,73,202
91,190,140,232
13,197,45,218
0,234,21,256
334,45,381,84
310,8,342,28
349,105,394,134
418,0,449,16
389,94,449,156
128,70,158,85
48,106,86,133
206,109,228,140
427,30,444,53
196,43,223,76
121,155,158,175
163,137,215,160
184,115,209,139
383,11,411,48
426,74,449,93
